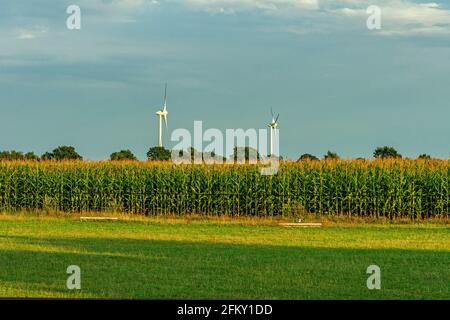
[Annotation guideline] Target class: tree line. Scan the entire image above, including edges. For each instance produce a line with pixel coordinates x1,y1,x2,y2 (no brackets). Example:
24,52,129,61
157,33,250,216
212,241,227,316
0,145,439,162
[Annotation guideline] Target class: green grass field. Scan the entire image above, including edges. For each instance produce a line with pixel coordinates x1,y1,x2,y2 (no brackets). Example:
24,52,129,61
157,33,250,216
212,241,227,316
0,215,448,299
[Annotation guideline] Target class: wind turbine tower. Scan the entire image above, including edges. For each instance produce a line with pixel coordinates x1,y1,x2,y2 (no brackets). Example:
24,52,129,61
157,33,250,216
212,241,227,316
267,108,279,157
155,84,169,147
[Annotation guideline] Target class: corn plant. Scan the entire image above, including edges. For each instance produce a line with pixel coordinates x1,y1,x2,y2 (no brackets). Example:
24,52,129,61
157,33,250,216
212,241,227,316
0,159,448,218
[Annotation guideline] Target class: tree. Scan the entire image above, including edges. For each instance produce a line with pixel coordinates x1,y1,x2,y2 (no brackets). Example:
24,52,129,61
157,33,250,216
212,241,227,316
373,146,401,159
0,150,39,161
24,152,40,161
0,151,23,160
147,146,171,161
110,150,137,161
233,146,260,163
188,147,202,161
43,146,82,161
173,148,224,163
10,151,24,160
418,154,432,160
202,150,226,163
41,152,54,161
324,151,339,160
297,153,319,161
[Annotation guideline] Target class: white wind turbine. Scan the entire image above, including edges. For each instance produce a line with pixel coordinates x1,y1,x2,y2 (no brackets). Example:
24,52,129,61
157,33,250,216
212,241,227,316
155,84,169,147
267,108,279,157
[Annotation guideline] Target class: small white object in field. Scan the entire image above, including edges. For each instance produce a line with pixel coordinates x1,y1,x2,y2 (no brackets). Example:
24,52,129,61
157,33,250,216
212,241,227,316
80,217,119,222
279,223,322,228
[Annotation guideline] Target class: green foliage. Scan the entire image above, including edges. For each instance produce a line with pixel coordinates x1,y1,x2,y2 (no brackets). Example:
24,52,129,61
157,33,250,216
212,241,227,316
298,153,319,161
24,152,40,161
175,148,226,163
42,146,82,161
418,154,432,160
0,160,447,218
324,151,339,160
187,147,202,161
41,152,54,161
374,146,402,159
110,150,137,161
233,147,260,163
0,151,39,161
0,151,23,161
147,146,171,161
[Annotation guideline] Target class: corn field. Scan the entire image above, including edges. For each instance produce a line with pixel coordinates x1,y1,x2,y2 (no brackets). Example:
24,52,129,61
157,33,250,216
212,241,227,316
0,160,448,218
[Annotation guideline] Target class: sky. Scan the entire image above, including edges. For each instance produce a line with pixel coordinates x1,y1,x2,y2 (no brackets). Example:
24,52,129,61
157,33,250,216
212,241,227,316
1,0,449,160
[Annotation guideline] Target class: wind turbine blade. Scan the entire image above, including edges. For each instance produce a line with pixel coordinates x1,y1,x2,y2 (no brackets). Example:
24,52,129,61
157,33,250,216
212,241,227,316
271,108,274,119
164,115,169,141
275,114,280,123
163,83,167,108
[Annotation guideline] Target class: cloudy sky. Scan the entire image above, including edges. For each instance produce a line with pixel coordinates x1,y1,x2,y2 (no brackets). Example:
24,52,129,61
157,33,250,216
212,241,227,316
1,0,449,159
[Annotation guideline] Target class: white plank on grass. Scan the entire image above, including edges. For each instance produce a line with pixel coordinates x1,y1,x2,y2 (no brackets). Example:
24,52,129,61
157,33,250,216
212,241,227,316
80,217,119,222
279,223,323,228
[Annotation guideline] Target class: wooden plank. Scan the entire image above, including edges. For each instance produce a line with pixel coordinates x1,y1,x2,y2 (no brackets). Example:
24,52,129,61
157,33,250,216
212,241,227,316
80,217,119,222
279,223,323,228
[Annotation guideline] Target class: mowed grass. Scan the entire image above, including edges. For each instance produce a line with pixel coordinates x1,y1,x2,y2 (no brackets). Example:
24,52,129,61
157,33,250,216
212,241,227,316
0,215,448,299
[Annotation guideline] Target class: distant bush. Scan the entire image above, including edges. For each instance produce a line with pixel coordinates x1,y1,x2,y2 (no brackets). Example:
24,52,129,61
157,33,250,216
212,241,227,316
147,146,171,161
24,152,40,161
233,147,260,163
374,146,402,159
42,146,82,161
418,154,432,160
41,152,54,161
110,150,137,161
298,153,319,161
0,150,39,161
324,151,339,160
